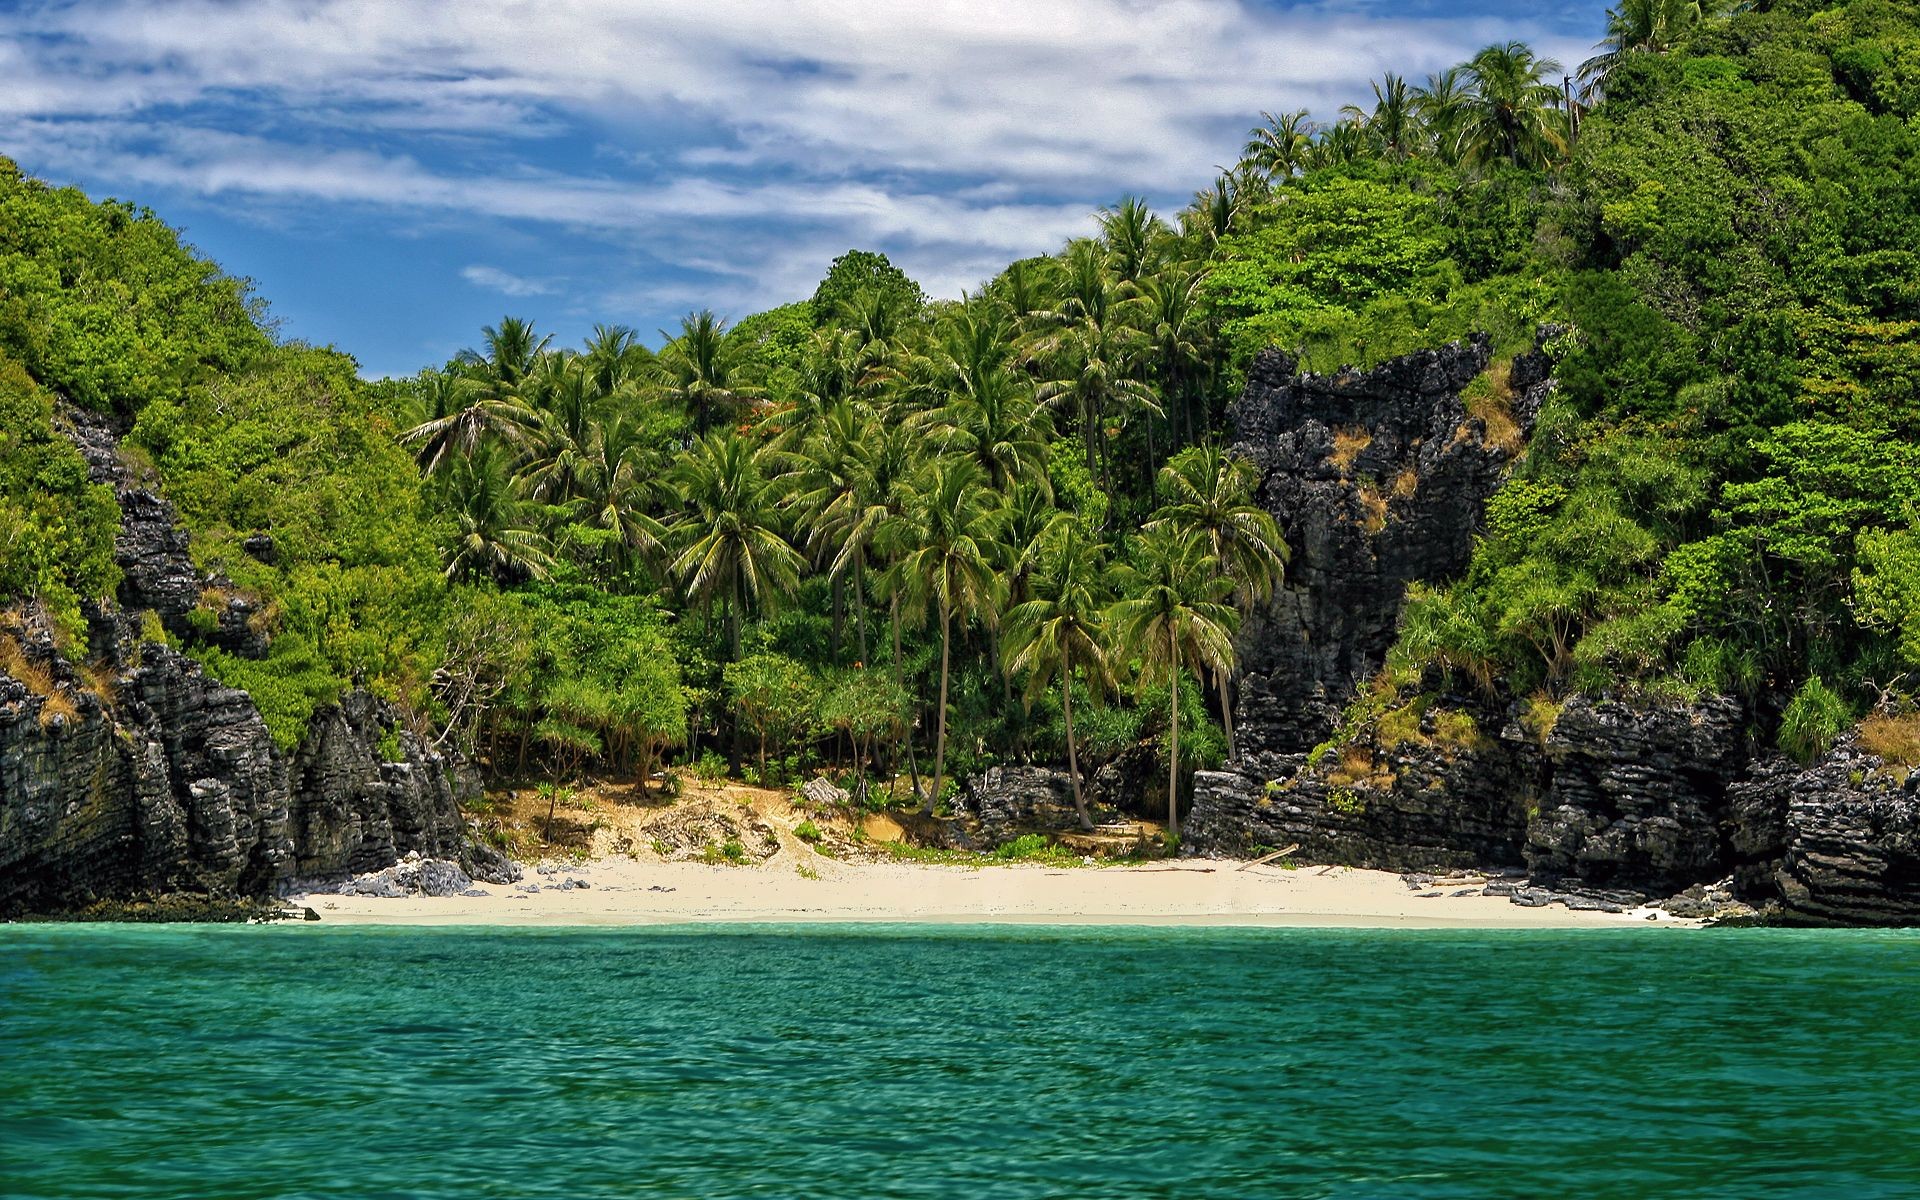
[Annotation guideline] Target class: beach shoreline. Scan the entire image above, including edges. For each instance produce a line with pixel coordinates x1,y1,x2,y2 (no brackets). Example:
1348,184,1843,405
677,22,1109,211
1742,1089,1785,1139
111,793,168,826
289,854,1700,930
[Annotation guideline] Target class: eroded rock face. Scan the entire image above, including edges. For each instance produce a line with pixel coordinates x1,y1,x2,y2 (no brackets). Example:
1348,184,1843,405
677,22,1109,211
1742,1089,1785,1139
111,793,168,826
1525,697,1747,894
0,412,506,916
955,766,1082,845
1227,337,1552,755
1728,742,1920,925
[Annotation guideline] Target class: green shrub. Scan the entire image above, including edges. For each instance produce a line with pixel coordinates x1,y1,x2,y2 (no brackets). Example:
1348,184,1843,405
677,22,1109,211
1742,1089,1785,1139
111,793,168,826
1779,676,1851,763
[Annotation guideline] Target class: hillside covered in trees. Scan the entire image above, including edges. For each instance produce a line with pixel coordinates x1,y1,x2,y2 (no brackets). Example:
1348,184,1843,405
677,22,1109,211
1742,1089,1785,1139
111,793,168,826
6,0,1920,857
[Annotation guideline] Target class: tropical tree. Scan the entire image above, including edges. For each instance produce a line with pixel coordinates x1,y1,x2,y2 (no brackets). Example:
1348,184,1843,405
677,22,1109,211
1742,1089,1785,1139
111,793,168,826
1136,267,1212,448
1005,524,1115,829
669,431,804,660
1242,109,1315,182
1459,42,1568,169
1098,196,1167,283
1342,73,1420,162
1109,527,1238,836
441,443,555,584
659,310,759,435
1416,67,1473,164
1031,241,1158,489
921,303,1053,492
891,458,1006,812
402,317,550,472
1147,445,1289,756
570,417,669,575
1579,0,1717,100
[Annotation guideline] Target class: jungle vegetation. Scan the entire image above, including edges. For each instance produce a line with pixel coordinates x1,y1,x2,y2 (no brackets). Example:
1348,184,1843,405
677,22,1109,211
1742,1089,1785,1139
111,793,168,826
4,0,1920,835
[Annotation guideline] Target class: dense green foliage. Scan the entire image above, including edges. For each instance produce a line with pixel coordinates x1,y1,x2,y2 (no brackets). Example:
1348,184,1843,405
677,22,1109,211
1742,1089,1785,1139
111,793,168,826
7,0,1920,804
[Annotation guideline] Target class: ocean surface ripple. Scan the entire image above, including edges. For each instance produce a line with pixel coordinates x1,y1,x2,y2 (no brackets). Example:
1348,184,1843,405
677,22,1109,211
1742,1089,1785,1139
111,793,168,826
3,923,1917,1198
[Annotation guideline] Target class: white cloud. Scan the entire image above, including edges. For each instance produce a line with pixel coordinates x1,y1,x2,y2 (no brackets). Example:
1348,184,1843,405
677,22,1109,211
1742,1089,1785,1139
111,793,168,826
461,264,556,296
0,0,1597,316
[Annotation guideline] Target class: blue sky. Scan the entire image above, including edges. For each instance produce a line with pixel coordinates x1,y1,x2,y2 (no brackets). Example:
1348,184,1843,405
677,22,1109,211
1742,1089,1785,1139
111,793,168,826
2,0,1605,378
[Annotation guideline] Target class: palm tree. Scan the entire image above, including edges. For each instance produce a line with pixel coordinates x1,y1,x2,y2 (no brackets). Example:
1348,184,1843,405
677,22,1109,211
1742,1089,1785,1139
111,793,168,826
1310,119,1370,170
571,417,668,575
1460,42,1568,169
1005,524,1115,830
1580,0,1716,100
788,401,870,662
1136,267,1212,448
892,458,1006,812
1183,175,1242,249
1343,73,1420,162
402,318,549,472
1109,526,1238,837
441,443,556,584
659,310,759,435
1098,196,1166,283
1242,109,1314,182
519,356,601,504
1147,445,1289,757
1416,67,1473,164
920,304,1053,493
669,431,804,660
581,323,654,399
1030,241,1158,491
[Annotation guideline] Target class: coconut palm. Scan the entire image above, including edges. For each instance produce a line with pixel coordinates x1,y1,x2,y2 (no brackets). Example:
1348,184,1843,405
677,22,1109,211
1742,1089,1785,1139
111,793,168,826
1098,196,1167,283
1147,445,1289,757
571,417,668,574
441,443,555,584
1109,526,1239,837
1030,241,1158,490
669,431,804,660
1136,266,1212,448
659,310,759,435
1342,73,1420,162
891,458,1006,813
1416,67,1473,164
1242,109,1315,182
1460,42,1568,169
920,304,1053,493
1005,524,1115,830
1580,0,1717,100
402,318,549,473
1183,175,1243,249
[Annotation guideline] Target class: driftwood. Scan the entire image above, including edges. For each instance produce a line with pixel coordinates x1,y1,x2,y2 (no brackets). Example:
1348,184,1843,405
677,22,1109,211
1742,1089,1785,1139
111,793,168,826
1237,844,1300,872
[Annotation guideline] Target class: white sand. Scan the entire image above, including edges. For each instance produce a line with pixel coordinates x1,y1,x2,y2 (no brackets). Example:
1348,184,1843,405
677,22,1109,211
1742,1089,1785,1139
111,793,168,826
291,853,1693,929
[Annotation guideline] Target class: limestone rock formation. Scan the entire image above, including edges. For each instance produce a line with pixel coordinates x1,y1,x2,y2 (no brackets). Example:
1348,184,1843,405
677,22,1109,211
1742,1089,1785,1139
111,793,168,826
0,411,508,916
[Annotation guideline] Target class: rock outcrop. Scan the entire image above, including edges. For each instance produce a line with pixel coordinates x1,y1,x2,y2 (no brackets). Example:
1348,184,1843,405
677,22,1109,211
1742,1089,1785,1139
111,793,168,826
1227,335,1553,754
0,410,507,916
1185,339,1920,924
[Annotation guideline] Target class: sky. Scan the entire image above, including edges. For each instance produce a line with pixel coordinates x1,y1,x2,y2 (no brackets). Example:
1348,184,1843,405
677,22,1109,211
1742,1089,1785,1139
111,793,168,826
1,0,1605,378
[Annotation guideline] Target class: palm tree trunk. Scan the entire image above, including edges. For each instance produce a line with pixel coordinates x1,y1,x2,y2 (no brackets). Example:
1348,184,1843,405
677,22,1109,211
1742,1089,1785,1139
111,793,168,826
853,553,871,664
830,573,845,666
1168,634,1182,842
928,602,952,816
1063,677,1092,831
893,593,924,803
1216,666,1237,760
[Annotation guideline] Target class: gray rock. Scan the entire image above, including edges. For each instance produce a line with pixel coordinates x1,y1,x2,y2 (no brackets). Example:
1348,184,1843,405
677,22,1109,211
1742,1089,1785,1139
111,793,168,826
799,778,850,809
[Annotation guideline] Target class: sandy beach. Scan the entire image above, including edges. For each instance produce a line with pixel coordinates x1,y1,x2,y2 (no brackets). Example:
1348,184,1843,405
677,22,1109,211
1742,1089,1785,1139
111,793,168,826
292,853,1695,929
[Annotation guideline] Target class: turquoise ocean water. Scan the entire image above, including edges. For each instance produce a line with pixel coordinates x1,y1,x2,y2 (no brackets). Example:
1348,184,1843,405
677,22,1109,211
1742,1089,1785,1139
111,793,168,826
3,923,1918,1199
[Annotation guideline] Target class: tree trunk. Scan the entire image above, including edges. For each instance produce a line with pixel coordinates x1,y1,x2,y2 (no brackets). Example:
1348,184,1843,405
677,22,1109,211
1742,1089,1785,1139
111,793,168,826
1168,633,1182,841
1063,678,1092,831
830,573,844,666
928,602,953,815
893,594,924,804
1216,666,1237,761
853,553,871,664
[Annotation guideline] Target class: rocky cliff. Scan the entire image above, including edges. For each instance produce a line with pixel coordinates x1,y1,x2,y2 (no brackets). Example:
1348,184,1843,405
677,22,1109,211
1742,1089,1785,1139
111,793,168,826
0,410,509,916
1187,341,1920,925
